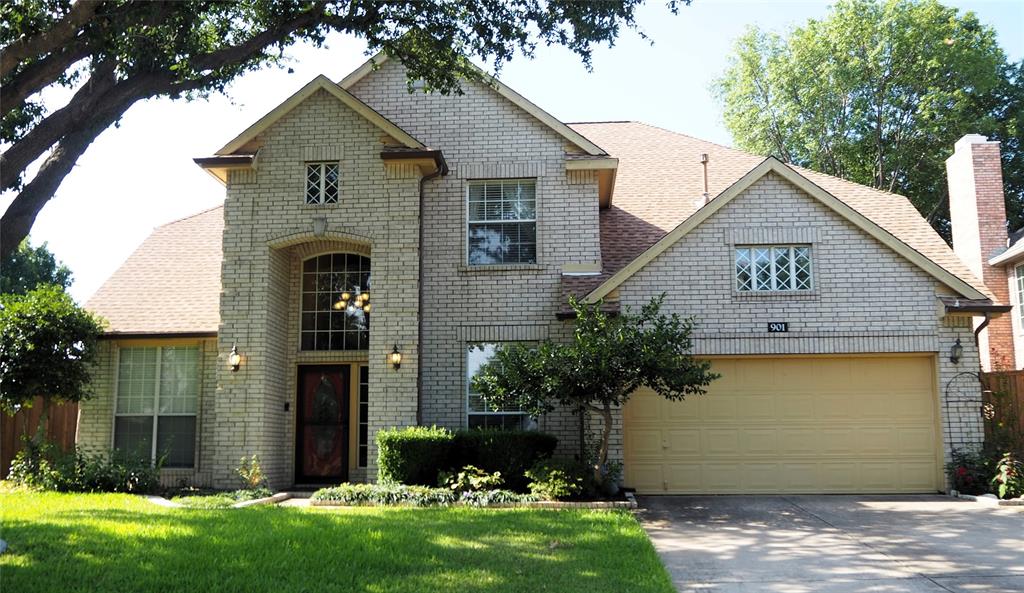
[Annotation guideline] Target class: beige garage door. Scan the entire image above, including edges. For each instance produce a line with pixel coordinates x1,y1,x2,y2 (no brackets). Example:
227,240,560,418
624,356,941,494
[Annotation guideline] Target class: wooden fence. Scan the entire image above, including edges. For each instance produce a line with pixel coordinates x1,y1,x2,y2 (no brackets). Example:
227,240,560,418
0,398,78,477
979,370,1024,452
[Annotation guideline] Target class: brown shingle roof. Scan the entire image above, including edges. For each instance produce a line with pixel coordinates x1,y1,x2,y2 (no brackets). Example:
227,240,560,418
90,122,992,335
568,121,991,300
86,206,223,335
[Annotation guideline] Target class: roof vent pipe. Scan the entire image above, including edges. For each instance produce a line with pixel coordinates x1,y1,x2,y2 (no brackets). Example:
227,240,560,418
701,153,710,203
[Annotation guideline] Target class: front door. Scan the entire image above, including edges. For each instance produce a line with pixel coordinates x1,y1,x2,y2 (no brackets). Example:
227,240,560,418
296,365,350,484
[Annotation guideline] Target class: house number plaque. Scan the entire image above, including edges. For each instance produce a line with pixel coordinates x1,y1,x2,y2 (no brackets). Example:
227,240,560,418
767,322,789,333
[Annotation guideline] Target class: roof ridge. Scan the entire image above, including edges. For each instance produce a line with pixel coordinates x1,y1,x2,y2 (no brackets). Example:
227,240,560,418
158,204,224,229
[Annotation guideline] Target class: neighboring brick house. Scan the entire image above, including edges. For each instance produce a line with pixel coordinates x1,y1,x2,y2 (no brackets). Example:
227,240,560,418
948,134,1021,371
80,54,1009,494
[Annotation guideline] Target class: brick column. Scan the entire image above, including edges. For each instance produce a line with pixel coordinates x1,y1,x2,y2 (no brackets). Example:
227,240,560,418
947,134,1012,370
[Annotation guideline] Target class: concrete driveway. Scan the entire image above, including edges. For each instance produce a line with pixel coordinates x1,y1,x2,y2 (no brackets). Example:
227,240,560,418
636,495,1024,593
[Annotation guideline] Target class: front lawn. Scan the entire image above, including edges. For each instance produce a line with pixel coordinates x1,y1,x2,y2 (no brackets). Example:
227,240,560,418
0,489,673,593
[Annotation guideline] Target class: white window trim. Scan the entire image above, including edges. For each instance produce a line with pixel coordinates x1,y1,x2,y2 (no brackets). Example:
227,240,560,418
112,345,199,468
735,244,813,292
305,162,340,205
465,342,532,429
1015,264,1024,331
465,178,538,266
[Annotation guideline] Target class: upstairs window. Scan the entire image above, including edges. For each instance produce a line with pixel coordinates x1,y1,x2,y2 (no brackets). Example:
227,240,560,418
467,179,537,265
306,162,339,204
735,245,812,292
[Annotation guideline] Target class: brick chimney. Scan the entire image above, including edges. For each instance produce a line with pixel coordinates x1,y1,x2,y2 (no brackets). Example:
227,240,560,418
947,134,1012,370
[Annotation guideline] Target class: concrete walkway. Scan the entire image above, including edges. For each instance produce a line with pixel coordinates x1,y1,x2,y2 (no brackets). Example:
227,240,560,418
636,494,1024,593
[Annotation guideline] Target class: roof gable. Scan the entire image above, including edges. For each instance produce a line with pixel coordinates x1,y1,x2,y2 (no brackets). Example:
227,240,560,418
216,74,424,155
339,52,606,157
584,157,990,302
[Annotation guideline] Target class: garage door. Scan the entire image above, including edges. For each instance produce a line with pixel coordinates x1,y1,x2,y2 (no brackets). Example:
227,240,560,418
624,356,941,494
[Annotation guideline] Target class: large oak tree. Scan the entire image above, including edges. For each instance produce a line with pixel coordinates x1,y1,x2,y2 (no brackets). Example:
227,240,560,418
1,0,685,257
715,0,1023,240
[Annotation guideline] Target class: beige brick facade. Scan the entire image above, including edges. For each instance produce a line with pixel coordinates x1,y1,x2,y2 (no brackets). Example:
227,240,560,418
76,61,991,492
618,173,983,463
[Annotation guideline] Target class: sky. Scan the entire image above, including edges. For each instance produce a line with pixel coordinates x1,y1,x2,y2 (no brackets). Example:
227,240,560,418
3,0,1023,303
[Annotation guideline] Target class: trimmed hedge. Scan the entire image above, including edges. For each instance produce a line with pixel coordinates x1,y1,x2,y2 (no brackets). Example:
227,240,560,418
375,426,558,490
309,483,536,507
377,426,453,486
451,429,558,492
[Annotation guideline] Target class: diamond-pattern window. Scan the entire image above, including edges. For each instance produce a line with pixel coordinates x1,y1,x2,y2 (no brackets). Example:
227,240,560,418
735,245,812,292
305,162,339,204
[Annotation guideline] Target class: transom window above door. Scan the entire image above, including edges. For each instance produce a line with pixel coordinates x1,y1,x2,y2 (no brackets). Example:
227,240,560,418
735,245,812,292
467,179,537,265
301,253,370,351
306,162,340,204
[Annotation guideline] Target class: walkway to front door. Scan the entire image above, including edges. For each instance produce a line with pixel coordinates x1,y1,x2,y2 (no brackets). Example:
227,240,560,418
637,495,1024,593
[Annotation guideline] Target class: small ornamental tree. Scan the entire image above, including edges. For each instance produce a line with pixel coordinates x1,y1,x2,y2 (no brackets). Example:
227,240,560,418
472,295,718,481
0,285,105,430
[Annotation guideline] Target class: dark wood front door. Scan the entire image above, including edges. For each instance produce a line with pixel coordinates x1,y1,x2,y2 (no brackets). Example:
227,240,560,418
296,365,349,484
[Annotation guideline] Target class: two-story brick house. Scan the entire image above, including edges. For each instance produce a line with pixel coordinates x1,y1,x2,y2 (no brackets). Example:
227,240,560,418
80,54,1008,494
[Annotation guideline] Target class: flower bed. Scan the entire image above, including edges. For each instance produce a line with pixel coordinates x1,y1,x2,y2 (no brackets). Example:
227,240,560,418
309,483,536,507
170,487,272,509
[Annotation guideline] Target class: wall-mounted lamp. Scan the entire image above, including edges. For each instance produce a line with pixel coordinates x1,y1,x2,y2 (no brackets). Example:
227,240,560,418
389,345,403,370
229,344,242,372
950,338,963,364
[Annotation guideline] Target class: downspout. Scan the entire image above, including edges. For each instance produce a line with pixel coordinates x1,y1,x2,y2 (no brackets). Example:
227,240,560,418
974,312,991,348
416,165,445,425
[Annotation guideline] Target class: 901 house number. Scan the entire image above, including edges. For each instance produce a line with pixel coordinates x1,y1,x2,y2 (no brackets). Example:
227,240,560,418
767,322,788,333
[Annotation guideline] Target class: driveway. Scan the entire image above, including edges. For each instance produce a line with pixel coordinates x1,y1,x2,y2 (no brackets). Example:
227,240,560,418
636,495,1024,593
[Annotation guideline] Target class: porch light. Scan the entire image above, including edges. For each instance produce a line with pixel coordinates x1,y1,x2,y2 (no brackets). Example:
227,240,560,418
950,339,963,364
228,344,242,372
363,303,371,313
390,345,403,370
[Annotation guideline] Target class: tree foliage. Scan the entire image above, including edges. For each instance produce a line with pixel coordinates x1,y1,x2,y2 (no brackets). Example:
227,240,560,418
0,0,688,256
471,296,718,476
0,284,105,414
1,238,72,295
715,0,1023,239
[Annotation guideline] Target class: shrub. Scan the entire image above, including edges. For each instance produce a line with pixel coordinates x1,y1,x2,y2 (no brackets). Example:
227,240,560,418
237,455,266,490
7,439,61,490
439,465,504,493
525,459,586,500
946,449,999,495
7,441,160,494
310,483,535,507
450,429,558,491
991,452,1024,499
376,426,454,486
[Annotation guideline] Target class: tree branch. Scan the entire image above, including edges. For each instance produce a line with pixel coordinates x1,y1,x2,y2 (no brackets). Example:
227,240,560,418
0,0,98,79
2,42,91,117
1,107,123,256
1,60,117,190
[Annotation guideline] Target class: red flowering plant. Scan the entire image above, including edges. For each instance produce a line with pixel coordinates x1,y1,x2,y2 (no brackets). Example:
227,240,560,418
946,449,999,495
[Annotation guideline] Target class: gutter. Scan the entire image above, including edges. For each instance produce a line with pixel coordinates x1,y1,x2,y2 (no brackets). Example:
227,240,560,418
416,157,448,425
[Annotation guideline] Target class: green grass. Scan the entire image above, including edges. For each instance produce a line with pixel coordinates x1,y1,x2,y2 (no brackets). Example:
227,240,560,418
0,489,673,593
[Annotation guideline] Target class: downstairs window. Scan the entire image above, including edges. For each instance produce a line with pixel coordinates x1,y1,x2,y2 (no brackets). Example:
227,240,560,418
114,346,199,468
